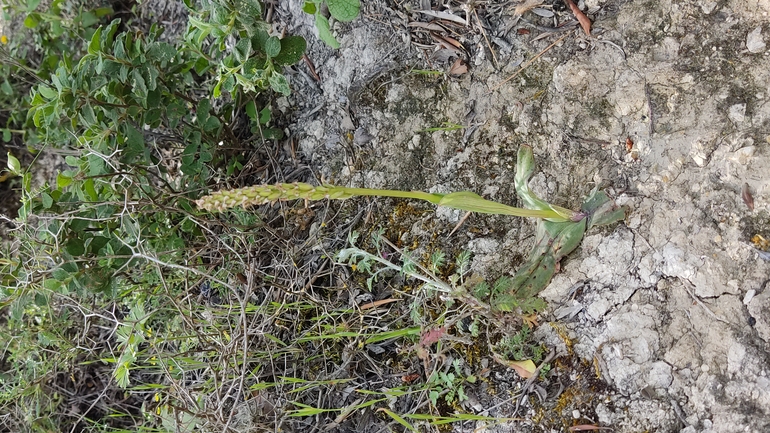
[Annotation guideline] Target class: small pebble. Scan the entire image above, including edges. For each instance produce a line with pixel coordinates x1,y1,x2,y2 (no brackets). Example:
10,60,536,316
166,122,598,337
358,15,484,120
747,27,766,53
744,289,756,305
572,409,581,419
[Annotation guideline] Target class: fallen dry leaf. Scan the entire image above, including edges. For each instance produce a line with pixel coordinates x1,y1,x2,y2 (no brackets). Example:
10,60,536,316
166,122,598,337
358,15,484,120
564,0,591,36
493,351,537,378
448,58,468,76
507,359,537,378
522,313,539,328
420,326,447,346
742,183,754,210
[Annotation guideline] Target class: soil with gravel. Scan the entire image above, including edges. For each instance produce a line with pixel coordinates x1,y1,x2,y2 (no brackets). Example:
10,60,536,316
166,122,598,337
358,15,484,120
269,1,770,432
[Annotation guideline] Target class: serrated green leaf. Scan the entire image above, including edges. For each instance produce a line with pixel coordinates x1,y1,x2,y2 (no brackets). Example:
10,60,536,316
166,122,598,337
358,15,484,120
88,26,102,54
315,15,340,49
264,36,281,58
327,0,360,22
274,36,306,65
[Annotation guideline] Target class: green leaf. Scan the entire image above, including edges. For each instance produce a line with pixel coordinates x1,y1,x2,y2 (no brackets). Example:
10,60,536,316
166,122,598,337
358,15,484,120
78,11,98,28
88,26,103,54
146,42,177,65
65,238,86,256
2,129,11,143
302,1,317,14
196,99,211,125
327,0,360,22
131,69,148,105
234,38,252,63
41,193,53,209
264,36,281,58
259,106,271,124
1,80,12,95
84,178,98,201
245,100,257,120
94,6,113,18
378,409,419,433
315,15,340,49
26,0,42,12
7,153,21,174
204,116,221,132
38,85,57,100
23,13,40,28
268,72,291,95
274,36,307,65
57,173,73,188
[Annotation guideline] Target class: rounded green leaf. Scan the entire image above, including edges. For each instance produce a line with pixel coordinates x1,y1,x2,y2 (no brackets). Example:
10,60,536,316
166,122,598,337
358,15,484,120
264,36,281,58
327,0,360,22
274,36,307,66
65,238,86,256
23,13,40,28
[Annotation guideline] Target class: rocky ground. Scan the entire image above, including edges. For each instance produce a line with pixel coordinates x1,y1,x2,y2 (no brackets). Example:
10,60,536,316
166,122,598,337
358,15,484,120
4,0,770,431
270,0,770,432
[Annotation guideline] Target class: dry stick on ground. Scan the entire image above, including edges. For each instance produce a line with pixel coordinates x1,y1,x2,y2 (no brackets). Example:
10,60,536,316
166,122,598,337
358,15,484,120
488,33,569,93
